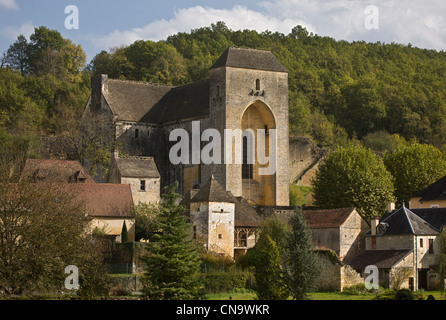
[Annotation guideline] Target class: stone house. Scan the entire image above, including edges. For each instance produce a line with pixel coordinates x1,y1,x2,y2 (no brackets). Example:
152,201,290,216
107,151,160,205
182,175,263,259
302,207,370,291
410,175,446,209
349,205,441,290
21,158,96,183
68,183,136,243
20,158,136,242
302,207,369,263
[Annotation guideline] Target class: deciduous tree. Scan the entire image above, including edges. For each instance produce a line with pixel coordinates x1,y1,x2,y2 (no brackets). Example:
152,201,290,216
312,144,395,220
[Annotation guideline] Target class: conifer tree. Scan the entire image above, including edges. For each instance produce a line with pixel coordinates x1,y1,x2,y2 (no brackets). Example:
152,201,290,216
121,221,129,243
252,234,288,300
282,208,320,300
142,182,203,300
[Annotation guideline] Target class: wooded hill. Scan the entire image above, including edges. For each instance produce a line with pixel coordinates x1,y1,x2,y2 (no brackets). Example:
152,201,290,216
1,22,445,160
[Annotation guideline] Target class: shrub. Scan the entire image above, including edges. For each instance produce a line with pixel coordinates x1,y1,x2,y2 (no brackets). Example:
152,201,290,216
394,288,414,300
374,289,396,300
202,269,254,294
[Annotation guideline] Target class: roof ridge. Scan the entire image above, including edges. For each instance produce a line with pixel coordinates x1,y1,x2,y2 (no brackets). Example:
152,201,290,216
108,78,176,88
117,155,155,160
402,206,415,234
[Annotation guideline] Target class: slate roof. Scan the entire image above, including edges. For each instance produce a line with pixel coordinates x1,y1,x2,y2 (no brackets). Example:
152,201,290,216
370,206,439,236
104,79,172,124
190,175,236,204
114,156,160,178
409,207,446,232
100,47,286,124
413,175,446,201
302,207,358,228
348,249,413,269
21,159,96,183
188,176,262,227
210,47,288,73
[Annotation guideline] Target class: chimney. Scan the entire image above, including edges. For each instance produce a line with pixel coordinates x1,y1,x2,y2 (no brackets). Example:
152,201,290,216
91,74,108,112
370,218,379,236
387,202,395,212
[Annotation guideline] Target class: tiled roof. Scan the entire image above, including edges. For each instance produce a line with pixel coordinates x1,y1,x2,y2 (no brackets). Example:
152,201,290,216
413,175,446,201
21,159,95,183
67,183,134,218
114,156,160,178
210,47,288,73
302,207,357,228
348,249,413,269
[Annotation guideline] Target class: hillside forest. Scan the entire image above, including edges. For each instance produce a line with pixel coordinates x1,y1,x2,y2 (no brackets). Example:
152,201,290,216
1,22,445,164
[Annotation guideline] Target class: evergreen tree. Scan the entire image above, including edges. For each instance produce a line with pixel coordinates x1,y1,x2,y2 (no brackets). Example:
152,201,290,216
142,182,203,300
282,208,320,300
121,221,129,243
252,234,289,300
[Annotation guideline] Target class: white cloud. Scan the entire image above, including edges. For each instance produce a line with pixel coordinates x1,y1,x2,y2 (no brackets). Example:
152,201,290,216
89,5,312,51
0,0,19,10
2,21,35,40
259,0,446,50
90,1,446,52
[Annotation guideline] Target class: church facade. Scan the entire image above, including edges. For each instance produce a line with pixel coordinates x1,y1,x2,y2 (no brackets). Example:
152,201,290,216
82,46,292,257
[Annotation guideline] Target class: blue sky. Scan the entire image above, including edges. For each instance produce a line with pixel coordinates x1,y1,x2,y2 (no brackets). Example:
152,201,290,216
1,0,445,64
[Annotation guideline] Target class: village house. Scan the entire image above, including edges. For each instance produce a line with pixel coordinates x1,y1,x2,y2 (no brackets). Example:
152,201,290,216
300,207,369,291
349,205,442,290
107,150,161,205
19,158,136,242
410,175,446,209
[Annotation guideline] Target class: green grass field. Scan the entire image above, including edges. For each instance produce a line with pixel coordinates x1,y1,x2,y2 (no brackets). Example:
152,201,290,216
206,290,446,300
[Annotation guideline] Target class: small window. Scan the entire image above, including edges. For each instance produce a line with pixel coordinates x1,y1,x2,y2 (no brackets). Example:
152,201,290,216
429,239,434,254
220,208,224,213
193,226,197,240
216,85,220,96
420,238,424,248
218,234,222,239
135,128,139,139
140,180,146,191
256,79,260,91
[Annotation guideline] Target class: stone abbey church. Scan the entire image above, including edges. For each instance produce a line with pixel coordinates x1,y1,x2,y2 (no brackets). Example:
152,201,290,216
82,47,295,258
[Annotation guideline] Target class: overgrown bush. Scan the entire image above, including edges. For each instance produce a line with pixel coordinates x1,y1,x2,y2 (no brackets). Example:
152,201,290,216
374,289,396,300
201,252,235,271
394,288,414,300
